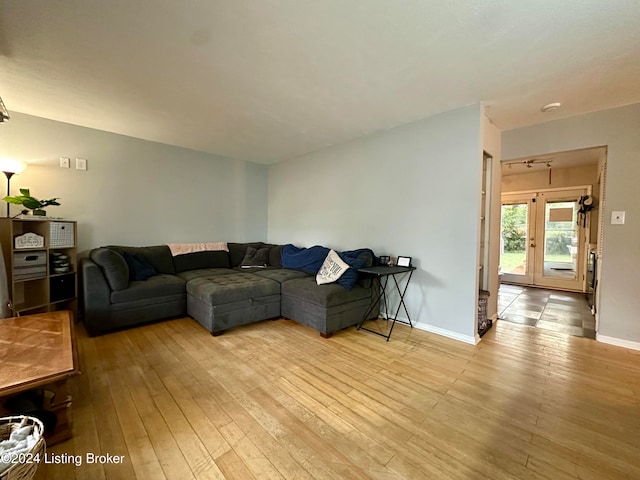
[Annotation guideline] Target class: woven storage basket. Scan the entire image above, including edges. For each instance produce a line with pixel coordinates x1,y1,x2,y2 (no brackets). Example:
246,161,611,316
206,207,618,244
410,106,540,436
0,416,45,480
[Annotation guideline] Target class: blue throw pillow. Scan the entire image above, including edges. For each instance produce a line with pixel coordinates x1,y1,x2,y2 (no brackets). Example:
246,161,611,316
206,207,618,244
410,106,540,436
122,251,157,281
335,252,368,290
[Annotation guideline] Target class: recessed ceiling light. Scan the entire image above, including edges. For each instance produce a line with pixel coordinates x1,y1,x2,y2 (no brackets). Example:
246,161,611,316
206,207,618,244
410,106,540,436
541,102,561,112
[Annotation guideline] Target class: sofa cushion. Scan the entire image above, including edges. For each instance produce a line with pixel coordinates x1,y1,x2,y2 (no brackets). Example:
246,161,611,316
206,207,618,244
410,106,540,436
90,248,129,291
110,293,186,312
251,268,311,284
176,268,237,282
110,274,186,304
187,273,280,305
281,276,371,308
105,245,175,275
240,246,270,268
173,251,231,273
122,251,157,281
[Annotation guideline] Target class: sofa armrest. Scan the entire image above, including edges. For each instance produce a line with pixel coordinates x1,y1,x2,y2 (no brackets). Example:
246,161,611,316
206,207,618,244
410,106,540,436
80,257,112,335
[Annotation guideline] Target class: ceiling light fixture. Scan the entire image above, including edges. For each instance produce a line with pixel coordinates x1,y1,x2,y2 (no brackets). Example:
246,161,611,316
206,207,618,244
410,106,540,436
504,159,554,169
541,102,561,113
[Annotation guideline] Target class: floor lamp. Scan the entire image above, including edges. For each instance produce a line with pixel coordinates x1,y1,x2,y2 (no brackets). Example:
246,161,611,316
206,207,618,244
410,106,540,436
0,159,27,217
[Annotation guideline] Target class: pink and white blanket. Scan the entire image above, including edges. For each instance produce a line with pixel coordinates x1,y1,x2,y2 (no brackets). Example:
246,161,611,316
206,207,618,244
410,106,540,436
166,242,228,256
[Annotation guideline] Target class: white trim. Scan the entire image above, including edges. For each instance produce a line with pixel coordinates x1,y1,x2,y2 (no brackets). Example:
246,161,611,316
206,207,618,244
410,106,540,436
413,322,478,345
502,185,593,196
381,309,481,345
596,334,640,351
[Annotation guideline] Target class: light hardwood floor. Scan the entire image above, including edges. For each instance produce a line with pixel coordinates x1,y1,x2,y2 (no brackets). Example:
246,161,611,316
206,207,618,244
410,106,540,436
35,316,640,480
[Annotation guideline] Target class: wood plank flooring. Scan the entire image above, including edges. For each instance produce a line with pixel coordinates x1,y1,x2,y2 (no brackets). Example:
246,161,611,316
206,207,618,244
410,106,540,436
34,316,640,480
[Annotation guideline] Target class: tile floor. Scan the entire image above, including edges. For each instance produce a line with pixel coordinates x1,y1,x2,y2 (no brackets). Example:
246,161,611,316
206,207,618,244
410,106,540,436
498,284,596,339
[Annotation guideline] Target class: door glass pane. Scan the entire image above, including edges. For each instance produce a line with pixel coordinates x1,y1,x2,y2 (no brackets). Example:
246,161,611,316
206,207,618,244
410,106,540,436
500,203,528,276
543,201,578,279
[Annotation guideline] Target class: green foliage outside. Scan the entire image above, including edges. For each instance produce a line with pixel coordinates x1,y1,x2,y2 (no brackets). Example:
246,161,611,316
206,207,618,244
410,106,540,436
499,251,526,273
500,251,572,274
545,231,575,255
501,204,575,274
501,204,527,252
502,204,576,255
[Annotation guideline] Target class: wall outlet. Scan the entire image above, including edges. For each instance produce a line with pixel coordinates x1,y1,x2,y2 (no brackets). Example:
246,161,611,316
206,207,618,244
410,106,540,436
611,211,626,225
59,157,70,168
76,158,87,171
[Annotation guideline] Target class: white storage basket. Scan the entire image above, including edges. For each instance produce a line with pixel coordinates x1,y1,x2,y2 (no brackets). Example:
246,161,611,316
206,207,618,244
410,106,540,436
0,416,45,480
49,222,75,248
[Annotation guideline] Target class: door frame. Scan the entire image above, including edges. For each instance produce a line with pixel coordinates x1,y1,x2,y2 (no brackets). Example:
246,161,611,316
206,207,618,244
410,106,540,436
532,187,590,291
501,185,592,292
500,193,535,285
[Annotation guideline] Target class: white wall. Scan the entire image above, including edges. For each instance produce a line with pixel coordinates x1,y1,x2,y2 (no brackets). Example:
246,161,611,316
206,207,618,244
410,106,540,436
269,104,484,343
0,112,268,252
502,103,640,348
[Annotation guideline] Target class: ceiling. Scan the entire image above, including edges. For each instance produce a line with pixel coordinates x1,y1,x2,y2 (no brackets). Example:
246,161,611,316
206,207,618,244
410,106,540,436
1,1,639,164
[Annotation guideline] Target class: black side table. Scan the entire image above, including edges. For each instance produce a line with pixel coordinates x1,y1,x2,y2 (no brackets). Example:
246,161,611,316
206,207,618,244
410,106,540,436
356,265,416,341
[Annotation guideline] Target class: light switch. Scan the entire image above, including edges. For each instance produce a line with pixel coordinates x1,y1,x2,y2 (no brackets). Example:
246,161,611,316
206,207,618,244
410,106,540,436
611,211,626,225
59,157,70,168
76,158,87,170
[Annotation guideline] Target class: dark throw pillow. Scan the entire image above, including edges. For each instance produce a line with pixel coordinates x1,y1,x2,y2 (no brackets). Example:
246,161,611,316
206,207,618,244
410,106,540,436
240,246,270,268
268,245,284,268
335,251,368,290
122,251,157,281
90,248,129,291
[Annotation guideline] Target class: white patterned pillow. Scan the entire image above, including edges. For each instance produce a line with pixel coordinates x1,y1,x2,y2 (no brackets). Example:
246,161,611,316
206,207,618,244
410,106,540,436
316,249,349,285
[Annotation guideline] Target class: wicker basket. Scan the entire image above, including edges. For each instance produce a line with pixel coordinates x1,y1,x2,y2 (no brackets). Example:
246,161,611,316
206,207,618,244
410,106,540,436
478,290,490,332
0,416,45,480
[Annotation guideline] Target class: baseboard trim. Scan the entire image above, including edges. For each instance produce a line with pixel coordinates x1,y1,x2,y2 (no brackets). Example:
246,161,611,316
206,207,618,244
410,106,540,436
596,334,640,351
379,310,479,345
413,322,478,345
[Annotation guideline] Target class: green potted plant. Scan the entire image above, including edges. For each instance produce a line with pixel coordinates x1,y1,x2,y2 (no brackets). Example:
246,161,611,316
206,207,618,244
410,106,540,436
4,188,61,216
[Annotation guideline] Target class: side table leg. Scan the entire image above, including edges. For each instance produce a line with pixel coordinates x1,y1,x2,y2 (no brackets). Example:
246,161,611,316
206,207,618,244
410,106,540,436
357,276,383,330
391,271,414,327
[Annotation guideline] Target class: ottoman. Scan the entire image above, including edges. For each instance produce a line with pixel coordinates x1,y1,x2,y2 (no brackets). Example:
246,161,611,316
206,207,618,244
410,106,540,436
281,276,376,337
187,272,281,335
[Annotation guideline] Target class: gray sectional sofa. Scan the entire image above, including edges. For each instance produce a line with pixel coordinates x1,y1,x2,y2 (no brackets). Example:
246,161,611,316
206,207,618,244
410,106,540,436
80,242,378,337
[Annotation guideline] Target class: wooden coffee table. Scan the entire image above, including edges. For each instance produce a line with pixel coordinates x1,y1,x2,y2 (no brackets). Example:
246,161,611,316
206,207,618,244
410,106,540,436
0,310,78,445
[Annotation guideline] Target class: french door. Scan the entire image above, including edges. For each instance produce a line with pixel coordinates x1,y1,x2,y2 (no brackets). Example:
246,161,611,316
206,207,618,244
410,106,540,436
500,188,589,291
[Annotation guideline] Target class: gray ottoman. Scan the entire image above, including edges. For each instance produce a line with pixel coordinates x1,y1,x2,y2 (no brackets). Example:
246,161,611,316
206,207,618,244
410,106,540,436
187,272,281,335
281,276,376,337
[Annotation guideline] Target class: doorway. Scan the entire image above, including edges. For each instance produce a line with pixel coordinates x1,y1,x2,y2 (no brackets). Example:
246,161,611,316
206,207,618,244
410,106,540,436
498,284,596,339
500,187,589,292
